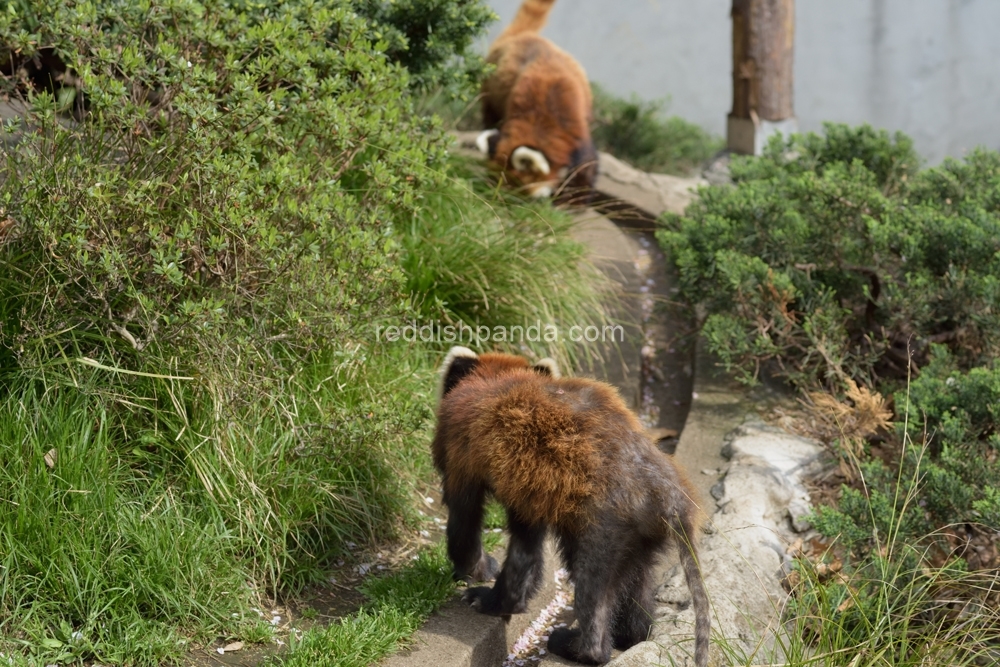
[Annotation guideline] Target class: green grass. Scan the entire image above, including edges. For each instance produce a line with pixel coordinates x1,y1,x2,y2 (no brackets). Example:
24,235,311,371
0,343,436,665
397,158,613,371
591,83,722,176
790,562,997,666
0,385,252,665
268,545,457,667
483,499,507,530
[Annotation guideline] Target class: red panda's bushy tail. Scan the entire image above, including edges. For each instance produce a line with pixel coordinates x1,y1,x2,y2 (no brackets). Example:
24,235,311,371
680,536,710,667
496,0,557,41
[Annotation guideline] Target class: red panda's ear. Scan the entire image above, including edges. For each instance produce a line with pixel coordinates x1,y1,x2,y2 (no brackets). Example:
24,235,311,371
532,358,560,379
439,346,479,398
511,146,551,175
475,129,500,157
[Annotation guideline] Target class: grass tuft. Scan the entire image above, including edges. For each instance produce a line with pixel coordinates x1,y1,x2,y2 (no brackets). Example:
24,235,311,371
270,546,456,667
398,158,613,371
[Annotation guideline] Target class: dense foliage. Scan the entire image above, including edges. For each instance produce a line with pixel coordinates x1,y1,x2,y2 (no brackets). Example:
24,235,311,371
660,124,1000,390
662,125,1000,664
813,347,1000,554
0,0,558,663
356,0,495,95
1,0,451,376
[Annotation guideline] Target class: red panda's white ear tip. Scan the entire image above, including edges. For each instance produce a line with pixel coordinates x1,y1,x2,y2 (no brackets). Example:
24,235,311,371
442,346,478,369
438,346,479,400
533,357,560,379
511,146,551,175
475,129,499,155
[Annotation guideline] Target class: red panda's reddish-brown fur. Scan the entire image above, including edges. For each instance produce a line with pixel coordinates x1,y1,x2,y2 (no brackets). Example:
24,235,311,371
432,348,709,666
478,0,597,197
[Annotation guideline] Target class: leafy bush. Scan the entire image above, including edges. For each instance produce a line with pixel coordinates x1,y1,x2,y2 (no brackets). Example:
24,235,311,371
1,0,444,375
660,124,1000,390
591,83,723,176
0,0,472,662
355,0,495,96
811,347,1000,559
664,124,1000,665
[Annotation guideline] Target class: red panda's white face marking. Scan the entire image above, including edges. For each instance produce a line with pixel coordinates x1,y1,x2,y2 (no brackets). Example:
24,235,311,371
476,131,560,198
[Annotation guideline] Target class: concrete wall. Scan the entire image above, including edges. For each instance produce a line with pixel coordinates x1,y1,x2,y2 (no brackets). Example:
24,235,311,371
483,0,1000,164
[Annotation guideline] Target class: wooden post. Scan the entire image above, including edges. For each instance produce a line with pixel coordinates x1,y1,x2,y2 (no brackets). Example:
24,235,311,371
728,0,797,155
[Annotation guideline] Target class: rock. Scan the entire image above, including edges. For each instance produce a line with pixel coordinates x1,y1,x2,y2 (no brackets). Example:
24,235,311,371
722,420,825,476
595,152,706,218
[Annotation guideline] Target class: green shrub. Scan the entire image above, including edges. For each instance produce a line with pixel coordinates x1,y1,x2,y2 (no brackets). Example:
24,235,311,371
665,124,1000,665
591,83,723,176
0,0,452,662
1,0,444,376
813,348,1000,557
660,124,1000,390
355,0,496,96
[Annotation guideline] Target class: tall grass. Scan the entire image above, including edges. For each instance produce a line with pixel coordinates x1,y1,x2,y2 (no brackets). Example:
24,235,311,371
775,555,1000,666
397,159,612,371
0,384,250,665
0,343,436,665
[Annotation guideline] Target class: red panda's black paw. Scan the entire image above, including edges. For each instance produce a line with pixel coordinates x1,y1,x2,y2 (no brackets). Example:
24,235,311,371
549,627,605,664
463,586,505,615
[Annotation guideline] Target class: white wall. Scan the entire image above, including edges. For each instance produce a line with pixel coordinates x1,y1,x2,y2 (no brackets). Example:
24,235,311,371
484,0,1000,164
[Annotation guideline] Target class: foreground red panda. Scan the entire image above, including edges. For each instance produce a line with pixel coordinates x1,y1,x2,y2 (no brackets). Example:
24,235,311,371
433,347,709,666
476,0,598,198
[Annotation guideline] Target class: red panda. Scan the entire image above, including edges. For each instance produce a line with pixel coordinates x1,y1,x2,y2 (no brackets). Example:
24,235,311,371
433,346,709,666
476,0,598,198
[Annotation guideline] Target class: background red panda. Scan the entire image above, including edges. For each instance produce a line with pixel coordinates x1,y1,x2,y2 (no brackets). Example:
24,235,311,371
476,0,598,198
